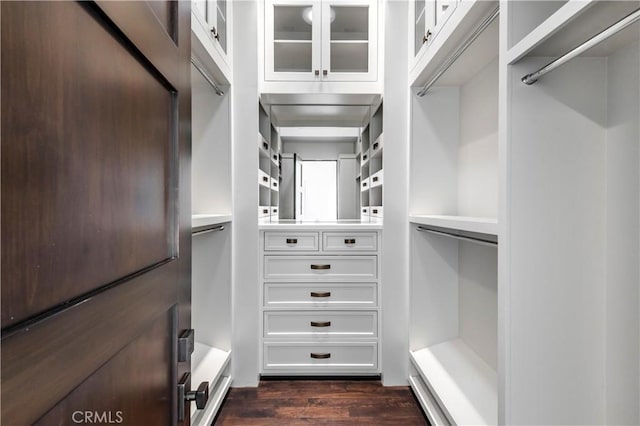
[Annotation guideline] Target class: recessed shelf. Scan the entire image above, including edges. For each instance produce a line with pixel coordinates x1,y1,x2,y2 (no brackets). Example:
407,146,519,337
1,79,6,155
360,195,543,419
192,214,232,229
410,339,497,426
409,215,497,236
506,0,640,64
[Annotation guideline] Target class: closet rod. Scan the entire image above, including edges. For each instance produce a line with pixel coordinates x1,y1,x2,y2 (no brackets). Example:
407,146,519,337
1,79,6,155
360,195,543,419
522,7,640,85
417,6,499,97
191,57,225,96
192,225,225,237
416,226,497,247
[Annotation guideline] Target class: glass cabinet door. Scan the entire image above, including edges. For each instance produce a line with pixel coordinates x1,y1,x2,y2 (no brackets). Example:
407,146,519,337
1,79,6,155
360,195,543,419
265,0,321,81
321,0,377,81
212,0,227,55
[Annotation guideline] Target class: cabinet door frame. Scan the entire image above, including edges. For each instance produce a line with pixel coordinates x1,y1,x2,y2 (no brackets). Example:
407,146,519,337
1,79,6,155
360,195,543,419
192,0,232,70
265,0,322,81
321,0,377,82
410,0,435,71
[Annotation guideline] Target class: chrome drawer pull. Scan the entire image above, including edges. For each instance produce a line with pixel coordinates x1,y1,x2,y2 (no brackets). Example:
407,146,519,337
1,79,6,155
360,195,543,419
286,238,298,244
310,353,331,359
310,264,330,270
310,291,331,298
344,238,356,245
262,176,269,182
310,321,331,327
372,177,378,182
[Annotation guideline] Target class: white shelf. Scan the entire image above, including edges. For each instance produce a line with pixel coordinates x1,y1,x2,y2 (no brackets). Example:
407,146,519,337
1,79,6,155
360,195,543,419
191,343,232,423
192,214,232,229
410,339,497,426
409,215,497,236
506,1,640,64
408,375,450,426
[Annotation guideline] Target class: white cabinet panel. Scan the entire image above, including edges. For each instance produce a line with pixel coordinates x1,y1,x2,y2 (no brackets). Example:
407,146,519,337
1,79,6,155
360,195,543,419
264,282,377,308
264,311,378,337
322,232,377,251
264,255,377,280
264,232,320,251
263,342,378,371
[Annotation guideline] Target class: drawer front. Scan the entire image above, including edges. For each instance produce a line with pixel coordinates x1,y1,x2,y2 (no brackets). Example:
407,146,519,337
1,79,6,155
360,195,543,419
264,256,377,280
259,206,270,217
263,342,378,371
264,283,377,308
259,169,270,187
264,311,378,338
370,170,383,188
370,206,383,217
322,232,377,251
264,232,319,251
361,177,370,191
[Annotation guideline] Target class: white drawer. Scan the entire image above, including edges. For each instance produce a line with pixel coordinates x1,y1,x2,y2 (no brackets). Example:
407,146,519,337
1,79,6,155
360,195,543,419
361,177,370,191
270,206,278,217
370,206,383,217
264,256,377,281
259,206,270,218
264,232,319,251
270,176,279,191
370,170,383,188
259,169,270,188
264,311,378,338
371,134,383,154
322,232,377,251
264,283,377,308
263,342,378,371
361,207,370,216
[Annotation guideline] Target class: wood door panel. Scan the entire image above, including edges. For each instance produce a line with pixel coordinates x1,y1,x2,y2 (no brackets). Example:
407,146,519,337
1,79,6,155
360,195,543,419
146,0,178,43
35,309,174,426
1,1,177,327
1,263,177,425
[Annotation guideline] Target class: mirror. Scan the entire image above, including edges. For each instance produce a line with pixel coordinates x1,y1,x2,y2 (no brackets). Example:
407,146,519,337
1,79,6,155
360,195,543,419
258,99,383,223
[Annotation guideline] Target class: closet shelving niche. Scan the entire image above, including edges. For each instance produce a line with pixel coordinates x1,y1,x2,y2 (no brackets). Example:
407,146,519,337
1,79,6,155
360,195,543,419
258,101,282,221
190,59,232,425
505,1,640,424
408,2,499,424
359,101,383,220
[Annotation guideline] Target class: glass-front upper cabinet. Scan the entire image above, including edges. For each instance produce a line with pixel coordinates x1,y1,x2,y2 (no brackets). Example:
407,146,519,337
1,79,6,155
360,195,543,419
410,0,457,70
265,0,377,82
193,0,230,65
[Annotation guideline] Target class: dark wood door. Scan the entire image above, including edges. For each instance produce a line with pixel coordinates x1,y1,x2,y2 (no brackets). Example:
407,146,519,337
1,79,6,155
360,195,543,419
1,1,192,424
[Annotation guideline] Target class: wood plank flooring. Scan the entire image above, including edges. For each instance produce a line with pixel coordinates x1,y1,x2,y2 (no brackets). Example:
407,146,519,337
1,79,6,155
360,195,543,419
214,379,429,425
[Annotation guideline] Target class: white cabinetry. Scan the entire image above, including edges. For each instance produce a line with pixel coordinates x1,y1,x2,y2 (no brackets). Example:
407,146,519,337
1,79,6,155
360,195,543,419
192,0,231,81
264,0,378,82
260,228,381,375
190,58,233,425
410,0,457,70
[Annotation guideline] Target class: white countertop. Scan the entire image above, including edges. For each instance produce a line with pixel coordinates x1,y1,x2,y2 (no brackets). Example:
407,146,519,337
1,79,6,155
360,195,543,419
259,218,383,230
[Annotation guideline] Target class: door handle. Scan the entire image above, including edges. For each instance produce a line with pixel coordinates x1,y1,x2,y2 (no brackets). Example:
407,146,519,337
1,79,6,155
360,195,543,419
310,291,331,298
177,373,209,421
310,321,331,327
315,69,320,76
322,70,328,76
310,264,330,270
423,30,432,44
177,329,195,362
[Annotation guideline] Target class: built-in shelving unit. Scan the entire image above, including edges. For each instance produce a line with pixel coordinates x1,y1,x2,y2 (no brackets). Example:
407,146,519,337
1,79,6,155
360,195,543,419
503,1,640,424
258,102,281,221
408,6,499,424
359,101,383,220
190,59,233,425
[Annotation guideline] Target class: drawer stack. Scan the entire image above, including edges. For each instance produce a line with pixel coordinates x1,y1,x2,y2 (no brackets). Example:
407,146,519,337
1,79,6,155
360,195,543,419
260,230,381,375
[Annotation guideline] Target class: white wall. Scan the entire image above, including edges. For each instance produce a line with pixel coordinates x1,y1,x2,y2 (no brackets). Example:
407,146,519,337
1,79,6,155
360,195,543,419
282,140,355,160
604,40,639,425
231,0,259,387
381,0,409,386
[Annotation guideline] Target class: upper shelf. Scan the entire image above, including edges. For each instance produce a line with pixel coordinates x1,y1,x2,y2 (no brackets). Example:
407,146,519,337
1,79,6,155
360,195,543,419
192,214,233,229
507,0,640,64
409,215,498,236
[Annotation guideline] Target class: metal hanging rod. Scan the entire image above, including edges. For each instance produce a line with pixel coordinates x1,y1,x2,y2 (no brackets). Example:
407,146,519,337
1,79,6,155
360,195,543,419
522,7,640,85
191,57,225,96
416,226,497,247
192,225,225,237
417,6,499,97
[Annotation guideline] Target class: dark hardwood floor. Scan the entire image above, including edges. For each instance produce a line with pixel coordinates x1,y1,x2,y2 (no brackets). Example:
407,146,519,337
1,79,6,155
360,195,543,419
214,379,429,425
